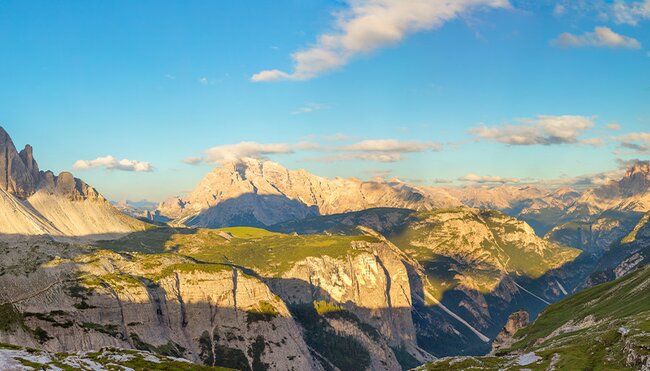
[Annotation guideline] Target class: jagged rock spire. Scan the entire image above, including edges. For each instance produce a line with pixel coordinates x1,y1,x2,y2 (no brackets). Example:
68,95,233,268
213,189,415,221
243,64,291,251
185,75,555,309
0,126,40,198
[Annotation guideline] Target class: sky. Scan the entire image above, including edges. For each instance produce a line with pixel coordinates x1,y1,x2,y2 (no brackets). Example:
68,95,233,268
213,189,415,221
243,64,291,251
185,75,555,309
0,0,649,201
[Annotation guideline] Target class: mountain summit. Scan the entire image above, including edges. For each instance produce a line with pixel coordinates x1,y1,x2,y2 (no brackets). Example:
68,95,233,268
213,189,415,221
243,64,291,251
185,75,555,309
0,127,41,198
0,127,145,237
566,160,650,219
157,157,460,228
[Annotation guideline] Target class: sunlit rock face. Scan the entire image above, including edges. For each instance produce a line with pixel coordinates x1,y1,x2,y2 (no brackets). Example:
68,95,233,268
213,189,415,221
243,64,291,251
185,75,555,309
157,157,460,228
0,127,146,238
0,231,438,370
566,161,650,219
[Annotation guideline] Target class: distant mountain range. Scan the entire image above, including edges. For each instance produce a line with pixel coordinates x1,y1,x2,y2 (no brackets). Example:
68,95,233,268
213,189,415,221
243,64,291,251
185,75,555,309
155,156,650,241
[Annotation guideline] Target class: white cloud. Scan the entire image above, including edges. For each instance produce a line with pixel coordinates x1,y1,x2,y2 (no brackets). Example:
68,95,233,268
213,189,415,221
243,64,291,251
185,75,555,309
606,123,622,130
251,69,291,82
552,26,641,49
292,103,328,115
182,156,203,165
305,153,404,163
459,173,520,184
612,0,650,25
305,139,441,162
580,138,606,146
343,139,441,152
553,4,566,16
613,132,650,153
470,115,596,145
294,141,322,150
73,156,153,172
251,0,510,81
186,142,293,165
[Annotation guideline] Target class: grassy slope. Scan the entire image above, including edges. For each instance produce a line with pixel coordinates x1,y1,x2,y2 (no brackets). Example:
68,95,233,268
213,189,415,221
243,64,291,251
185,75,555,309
94,226,380,278
387,209,580,298
422,264,650,370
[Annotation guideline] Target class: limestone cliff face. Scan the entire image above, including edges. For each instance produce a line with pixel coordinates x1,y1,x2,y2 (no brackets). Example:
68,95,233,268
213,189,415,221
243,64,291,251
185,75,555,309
0,248,321,370
157,158,456,228
271,243,418,349
0,128,41,199
0,236,433,370
0,127,146,238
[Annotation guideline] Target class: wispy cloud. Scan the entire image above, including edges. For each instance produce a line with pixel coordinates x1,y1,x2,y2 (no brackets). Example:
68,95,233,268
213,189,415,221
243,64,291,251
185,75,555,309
531,159,642,188
188,137,442,165
613,132,650,153
606,123,622,130
322,133,350,142
251,0,510,82
292,103,329,115
459,173,520,184
552,26,641,49
343,139,441,152
307,153,405,163
73,156,153,172
305,139,441,162
612,0,650,25
186,142,293,165
199,76,221,85
470,115,598,145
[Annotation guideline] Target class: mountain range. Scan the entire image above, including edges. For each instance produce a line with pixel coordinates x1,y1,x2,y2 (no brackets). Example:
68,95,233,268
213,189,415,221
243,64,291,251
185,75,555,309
1,126,649,370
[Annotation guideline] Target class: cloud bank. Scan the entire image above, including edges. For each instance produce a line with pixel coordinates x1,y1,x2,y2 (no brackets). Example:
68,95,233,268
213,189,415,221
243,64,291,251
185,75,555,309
188,139,442,165
186,142,294,165
252,0,510,82
459,173,520,184
470,115,598,145
73,156,154,172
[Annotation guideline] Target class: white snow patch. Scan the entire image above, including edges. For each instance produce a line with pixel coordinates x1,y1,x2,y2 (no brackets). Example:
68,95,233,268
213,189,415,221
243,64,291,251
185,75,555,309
517,352,542,366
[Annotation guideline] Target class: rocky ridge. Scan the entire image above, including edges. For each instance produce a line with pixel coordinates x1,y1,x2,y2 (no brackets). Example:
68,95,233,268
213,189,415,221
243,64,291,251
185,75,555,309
0,127,146,238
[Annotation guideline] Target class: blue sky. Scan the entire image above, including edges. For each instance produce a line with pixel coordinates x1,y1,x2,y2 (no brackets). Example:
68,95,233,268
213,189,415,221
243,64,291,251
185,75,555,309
0,0,649,201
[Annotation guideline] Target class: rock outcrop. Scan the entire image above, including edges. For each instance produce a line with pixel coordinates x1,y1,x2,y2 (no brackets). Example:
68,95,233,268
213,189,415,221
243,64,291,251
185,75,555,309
0,127,147,238
0,128,40,199
491,310,529,353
